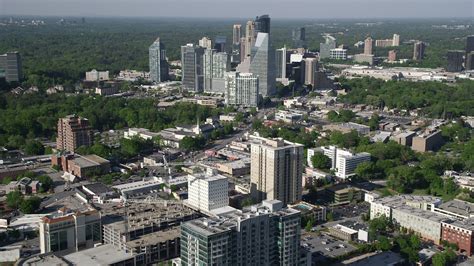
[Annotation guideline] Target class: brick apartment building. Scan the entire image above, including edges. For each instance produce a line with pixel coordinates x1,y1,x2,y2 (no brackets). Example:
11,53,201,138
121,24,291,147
441,219,474,256
56,115,93,153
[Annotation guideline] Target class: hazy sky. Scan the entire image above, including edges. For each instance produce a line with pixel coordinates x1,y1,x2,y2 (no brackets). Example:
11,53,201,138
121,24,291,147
1,0,473,19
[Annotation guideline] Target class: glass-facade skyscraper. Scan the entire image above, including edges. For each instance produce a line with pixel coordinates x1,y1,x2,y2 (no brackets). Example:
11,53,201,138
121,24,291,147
181,44,205,92
149,38,169,83
180,200,301,266
249,33,276,97
255,14,271,34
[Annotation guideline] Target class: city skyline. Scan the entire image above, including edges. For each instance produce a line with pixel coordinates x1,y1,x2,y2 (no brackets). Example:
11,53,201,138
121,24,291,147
1,0,472,19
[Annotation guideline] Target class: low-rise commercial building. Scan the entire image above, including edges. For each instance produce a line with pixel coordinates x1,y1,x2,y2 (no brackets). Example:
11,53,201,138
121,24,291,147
113,178,164,200
124,128,160,140
39,208,102,255
412,130,444,152
323,122,370,135
85,69,109,81
63,244,136,266
52,153,111,180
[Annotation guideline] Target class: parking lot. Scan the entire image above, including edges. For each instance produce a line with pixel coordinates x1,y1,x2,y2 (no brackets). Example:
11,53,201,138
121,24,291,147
330,202,370,220
301,232,357,264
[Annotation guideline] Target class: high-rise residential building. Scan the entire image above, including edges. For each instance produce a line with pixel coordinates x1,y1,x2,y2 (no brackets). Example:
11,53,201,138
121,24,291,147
364,37,373,55
40,208,101,254
319,35,336,59
149,38,169,83
180,200,301,266
388,50,397,62
244,20,256,58
57,115,93,153
466,52,474,71
250,136,304,206
255,14,271,34
224,72,259,107
392,34,400,46
308,146,371,179
466,35,474,54
240,36,247,62
275,46,287,80
292,27,306,48
214,35,227,53
233,24,241,44
0,51,22,82
186,168,229,213
250,33,276,97
413,41,426,60
465,36,474,69
303,57,319,86
330,48,347,60
446,50,464,72
203,48,230,93
199,37,212,49
375,39,393,47
181,44,205,92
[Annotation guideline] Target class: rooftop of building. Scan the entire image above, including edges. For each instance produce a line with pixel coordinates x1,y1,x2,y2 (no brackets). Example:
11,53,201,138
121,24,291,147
182,200,299,237
104,201,196,230
71,154,109,168
40,191,95,214
63,244,135,265
188,168,228,183
249,134,304,149
442,218,474,231
22,254,69,266
339,251,404,266
436,199,474,217
112,178,164,191
339,220,369,231
394,205,447,223
126,227,180,248
372,195,442,208
82,182,113,195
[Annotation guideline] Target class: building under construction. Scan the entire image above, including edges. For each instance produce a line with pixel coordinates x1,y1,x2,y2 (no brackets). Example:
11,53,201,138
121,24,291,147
102,200,199,265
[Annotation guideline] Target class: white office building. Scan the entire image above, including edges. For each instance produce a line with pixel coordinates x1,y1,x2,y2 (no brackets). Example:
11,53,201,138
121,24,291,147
335,150,371,179
307,146,370,179
329,48,347,60
224,71,259,107
187,168,229,213
85,69,109,82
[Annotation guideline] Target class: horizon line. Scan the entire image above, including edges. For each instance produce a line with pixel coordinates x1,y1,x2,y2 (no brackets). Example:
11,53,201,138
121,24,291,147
1,14,473,21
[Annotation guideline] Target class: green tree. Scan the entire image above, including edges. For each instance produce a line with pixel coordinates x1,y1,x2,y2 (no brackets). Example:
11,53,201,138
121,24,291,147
355,161,376,180
6,191,23,209
19,197,42,214
180,136,206,151
23,139,45,155
311,152,331,170
37,175,53,193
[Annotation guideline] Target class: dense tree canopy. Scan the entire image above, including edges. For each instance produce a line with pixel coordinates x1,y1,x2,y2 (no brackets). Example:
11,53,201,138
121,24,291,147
340,77,474,118
0,93,219,149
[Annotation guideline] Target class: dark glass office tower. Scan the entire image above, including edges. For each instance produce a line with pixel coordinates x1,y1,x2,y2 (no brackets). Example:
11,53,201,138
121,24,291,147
255,14,270,34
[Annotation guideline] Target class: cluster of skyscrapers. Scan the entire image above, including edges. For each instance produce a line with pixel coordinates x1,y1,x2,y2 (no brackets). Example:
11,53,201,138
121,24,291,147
146,16,341,107
179,15,275,107
445,35,474,72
